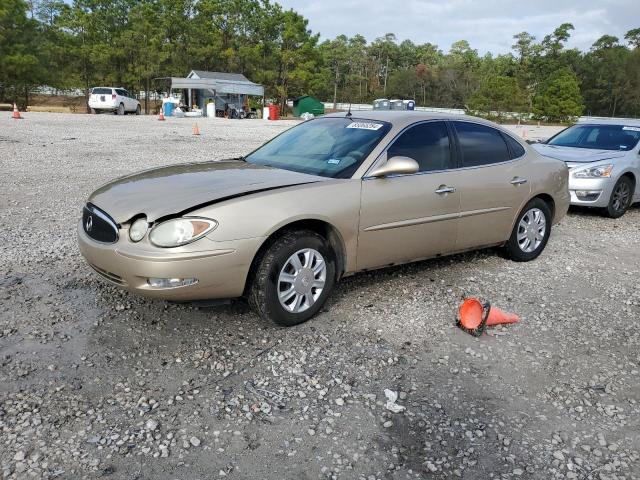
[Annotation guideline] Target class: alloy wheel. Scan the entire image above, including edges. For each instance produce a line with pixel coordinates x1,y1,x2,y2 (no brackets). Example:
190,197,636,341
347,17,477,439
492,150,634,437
278,248,327,313
612,181,631,213
517,207,546,253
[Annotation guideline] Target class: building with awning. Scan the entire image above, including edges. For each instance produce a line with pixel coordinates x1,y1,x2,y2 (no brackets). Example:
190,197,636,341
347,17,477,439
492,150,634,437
166,70,264,117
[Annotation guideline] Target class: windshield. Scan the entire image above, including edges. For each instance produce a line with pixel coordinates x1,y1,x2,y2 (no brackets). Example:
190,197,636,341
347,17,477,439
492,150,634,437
547,124,640,151
245,117,391,178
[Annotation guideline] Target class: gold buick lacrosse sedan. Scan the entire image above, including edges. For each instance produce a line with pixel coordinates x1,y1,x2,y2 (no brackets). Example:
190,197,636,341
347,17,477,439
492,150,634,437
78,112,569,326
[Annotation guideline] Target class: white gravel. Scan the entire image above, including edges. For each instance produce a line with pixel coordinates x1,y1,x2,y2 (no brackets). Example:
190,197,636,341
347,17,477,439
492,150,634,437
1,112,639,480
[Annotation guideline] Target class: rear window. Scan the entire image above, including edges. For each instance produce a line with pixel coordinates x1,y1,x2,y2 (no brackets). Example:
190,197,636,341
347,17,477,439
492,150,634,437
503,133,526,159
453,121,511,167
92,88,112,95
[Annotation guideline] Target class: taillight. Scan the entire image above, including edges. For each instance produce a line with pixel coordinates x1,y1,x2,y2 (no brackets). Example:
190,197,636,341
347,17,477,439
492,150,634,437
112,93,116,100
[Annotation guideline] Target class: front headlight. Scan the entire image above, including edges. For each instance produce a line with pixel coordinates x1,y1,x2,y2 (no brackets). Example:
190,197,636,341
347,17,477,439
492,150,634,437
149,217,217,248
573,164,613,178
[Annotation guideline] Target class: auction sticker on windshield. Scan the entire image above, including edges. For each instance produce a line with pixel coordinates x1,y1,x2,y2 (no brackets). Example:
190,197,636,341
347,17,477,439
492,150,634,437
347,122,383,130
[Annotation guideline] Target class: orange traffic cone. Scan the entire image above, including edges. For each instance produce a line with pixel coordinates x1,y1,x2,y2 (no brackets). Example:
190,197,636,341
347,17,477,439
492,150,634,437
158,108,165,121
12,103,22,120
192,123,200,136
456,298,519,336
486,305,519,326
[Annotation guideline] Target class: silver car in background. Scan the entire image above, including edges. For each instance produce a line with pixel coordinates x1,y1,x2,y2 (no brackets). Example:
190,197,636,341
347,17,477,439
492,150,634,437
533,118,640,218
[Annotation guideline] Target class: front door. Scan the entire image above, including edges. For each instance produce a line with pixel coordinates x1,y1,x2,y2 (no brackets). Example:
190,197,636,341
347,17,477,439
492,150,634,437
357,121,461,270
451,121,531,250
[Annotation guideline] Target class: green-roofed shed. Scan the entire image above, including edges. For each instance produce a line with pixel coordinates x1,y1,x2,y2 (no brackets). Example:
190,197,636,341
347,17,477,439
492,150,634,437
293,95,325,117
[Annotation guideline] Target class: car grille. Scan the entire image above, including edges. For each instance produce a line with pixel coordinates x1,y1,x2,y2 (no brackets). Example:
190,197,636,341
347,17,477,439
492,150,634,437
89,264,127,286
82,203,119,243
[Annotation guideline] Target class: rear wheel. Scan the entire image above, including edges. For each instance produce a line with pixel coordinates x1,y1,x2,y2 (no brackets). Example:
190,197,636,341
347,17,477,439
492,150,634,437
90,108,97,114
135,105,141,115
505,198,552,262
248,230,336,326
604,176,633,218
117,103,125,115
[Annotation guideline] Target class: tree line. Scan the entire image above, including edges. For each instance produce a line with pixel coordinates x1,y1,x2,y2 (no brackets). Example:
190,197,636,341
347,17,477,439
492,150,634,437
1,0,639,121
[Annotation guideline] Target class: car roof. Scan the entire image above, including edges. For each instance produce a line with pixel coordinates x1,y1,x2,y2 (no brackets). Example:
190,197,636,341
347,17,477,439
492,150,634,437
323,110,508,131
577,116,640,127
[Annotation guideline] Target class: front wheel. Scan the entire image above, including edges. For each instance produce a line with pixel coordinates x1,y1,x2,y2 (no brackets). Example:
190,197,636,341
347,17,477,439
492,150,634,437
248,230,336,326
603,176,633,218
504,198,552,262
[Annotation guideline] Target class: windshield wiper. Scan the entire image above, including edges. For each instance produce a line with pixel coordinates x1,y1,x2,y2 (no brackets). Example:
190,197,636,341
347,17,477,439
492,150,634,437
233,156,246,162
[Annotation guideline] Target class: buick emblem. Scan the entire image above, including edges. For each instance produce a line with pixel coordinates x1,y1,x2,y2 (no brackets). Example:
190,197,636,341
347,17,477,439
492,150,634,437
85,215,93,232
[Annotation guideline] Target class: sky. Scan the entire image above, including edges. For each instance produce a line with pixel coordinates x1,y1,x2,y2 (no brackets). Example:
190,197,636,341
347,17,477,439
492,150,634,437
276,0,639,54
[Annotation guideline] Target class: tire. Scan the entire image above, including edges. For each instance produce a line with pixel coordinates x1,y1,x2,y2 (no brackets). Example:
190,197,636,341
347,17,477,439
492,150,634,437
603,176,633,218
248,230,336,326
117,103,125,115
135,105,141,115
90,108,97,115
504,198,552,262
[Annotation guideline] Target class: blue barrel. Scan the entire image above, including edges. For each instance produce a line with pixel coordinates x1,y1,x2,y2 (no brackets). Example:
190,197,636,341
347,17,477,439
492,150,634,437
163,102,175,117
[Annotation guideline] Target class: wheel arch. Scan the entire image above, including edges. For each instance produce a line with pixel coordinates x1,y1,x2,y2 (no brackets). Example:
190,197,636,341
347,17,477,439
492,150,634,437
619,171,636,190
507,193,557,237
531,193,556,221
243,218,347,296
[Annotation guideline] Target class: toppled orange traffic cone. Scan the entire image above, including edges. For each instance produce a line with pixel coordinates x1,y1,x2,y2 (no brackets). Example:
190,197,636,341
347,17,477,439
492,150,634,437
158,109,165,121
12,103,22,120
192,123,200,136
486,305,519,326
456,298,519,336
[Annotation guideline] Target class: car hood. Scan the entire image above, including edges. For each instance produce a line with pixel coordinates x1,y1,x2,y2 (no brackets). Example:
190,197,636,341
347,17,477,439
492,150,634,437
88,160,325,223
532,143,627,163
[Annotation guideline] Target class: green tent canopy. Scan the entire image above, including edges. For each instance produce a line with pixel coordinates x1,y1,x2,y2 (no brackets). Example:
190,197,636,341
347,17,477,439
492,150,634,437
292,95,325,117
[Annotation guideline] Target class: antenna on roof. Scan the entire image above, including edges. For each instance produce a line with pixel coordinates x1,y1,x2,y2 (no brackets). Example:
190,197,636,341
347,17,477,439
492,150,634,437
346,103,352,118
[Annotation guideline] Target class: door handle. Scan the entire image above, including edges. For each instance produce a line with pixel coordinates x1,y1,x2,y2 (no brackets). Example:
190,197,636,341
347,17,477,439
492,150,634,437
510,177,528,185
435,186,456,194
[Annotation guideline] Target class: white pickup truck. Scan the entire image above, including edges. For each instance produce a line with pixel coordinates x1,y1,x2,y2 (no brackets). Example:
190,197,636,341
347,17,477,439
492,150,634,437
88,87,141,115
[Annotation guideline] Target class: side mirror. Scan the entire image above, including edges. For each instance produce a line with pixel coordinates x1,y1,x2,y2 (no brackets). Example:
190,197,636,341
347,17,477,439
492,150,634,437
369,156,419,178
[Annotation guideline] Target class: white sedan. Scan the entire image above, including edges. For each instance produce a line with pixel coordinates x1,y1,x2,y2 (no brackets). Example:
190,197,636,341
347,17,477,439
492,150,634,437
533,118,640,218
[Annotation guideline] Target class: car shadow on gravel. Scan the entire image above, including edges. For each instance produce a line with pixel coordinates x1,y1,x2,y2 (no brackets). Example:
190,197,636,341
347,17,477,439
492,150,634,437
568,203,640,218
331,247,499,300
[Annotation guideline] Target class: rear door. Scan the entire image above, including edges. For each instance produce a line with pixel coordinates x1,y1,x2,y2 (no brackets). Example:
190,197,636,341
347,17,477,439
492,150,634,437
122,90,136,111
115,89,128,110
357,121,461,269
451,121,531,250
90,88,113,107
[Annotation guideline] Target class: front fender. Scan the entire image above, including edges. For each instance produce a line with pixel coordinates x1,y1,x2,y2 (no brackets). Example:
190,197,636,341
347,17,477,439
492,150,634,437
191,180,362,272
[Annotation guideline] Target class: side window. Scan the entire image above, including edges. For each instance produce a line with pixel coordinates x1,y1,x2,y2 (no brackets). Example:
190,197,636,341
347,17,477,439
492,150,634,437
115,89,126,97
454,121,510,167
502,133,526,159
387,121,453,172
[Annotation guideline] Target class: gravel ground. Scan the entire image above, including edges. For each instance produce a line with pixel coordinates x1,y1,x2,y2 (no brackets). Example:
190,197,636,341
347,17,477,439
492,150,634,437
1,113,639,480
